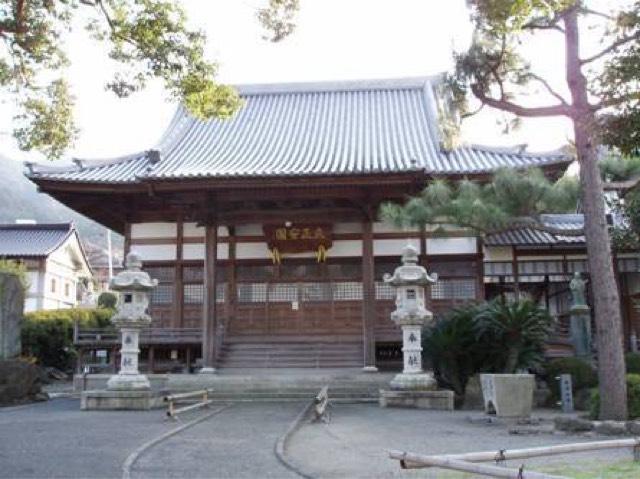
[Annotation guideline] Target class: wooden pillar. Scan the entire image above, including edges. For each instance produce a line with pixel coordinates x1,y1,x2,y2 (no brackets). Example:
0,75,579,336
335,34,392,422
186,346,192,373
123,222,132,257
512,248,520,300
174,215,184,328
201,223,218,370
148,346,155,373
227,226,237,331
476,237,485,301
111,345,118,373
362,217,377,370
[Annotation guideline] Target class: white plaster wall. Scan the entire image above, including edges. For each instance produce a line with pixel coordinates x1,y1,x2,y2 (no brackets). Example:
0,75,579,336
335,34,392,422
24,298,39,313
373,238,420,256
333,222,362,234
131,222,177,239
181,243,229,260
235,224,263,236
183,222,204,237
237,242,271,259
483,246,513,261
330,240,363,257
427,237,477,255
373,221,419,234
132,244,177,261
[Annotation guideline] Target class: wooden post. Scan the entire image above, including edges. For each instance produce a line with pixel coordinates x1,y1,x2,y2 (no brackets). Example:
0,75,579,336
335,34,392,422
174,215,184,328
123,222,132,257
476,237,485,301
362,216,377,371
111,345,118,373
148,346,155,374
201,222,218,371
186,346,192,373
227,226,237,332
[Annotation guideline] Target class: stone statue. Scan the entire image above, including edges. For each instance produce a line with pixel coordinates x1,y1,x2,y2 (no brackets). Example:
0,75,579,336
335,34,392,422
570,272,587,308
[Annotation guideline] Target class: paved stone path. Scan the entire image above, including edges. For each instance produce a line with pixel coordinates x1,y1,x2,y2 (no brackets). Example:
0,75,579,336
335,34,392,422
132,402,303,478
0,398,172,478
287,403,632,478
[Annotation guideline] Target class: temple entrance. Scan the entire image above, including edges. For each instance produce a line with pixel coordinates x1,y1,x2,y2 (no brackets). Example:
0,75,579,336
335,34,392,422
230,259,363,338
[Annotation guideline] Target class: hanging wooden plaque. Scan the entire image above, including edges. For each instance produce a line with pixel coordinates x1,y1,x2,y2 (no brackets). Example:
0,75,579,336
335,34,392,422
263,224,333,254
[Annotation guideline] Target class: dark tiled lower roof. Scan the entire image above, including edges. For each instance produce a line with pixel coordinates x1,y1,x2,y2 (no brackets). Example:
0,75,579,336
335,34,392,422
485,214,585,247
26,77,571,185
0,223,75,258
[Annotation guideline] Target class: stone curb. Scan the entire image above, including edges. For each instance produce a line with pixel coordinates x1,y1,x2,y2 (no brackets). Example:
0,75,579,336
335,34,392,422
121,404,232,479
554,416,640,436
274,402,316,479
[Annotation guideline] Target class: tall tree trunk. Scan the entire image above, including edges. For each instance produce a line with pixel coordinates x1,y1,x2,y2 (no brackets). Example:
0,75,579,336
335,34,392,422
565,7,627,420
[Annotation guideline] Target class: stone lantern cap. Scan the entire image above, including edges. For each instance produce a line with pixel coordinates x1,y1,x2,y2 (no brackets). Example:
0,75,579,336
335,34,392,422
383,245,438,286
110,252,158,292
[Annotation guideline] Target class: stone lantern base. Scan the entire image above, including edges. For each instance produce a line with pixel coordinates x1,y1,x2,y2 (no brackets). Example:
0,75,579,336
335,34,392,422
80,389,163,411
389,372,437,391
107,373,152,391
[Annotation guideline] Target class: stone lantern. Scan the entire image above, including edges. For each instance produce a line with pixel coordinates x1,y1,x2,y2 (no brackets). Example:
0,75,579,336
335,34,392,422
383,244,438,390
106,252,158,391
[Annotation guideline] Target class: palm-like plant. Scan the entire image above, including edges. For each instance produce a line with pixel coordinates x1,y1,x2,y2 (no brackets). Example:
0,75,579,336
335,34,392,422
423,303,485,407
474,299,552,374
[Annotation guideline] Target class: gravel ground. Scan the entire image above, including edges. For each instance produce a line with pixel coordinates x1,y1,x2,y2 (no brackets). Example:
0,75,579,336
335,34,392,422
287,403,633,478
0,398,176,479
132,402,304,479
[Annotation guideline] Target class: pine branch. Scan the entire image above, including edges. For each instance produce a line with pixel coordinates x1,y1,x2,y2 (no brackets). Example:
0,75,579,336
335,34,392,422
470,84,572,117
592,91,640,110
528,73,569,105
581,31,640,65
603,177,640,191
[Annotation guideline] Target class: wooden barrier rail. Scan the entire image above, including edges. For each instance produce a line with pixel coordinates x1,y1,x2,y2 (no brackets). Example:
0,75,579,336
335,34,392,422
313,386,329,422
389,438,640,478
164,389,213,419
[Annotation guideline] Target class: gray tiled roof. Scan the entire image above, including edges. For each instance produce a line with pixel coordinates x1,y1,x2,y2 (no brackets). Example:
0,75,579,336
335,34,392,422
0,223,75,258
26,77,571,184
485,214,585,247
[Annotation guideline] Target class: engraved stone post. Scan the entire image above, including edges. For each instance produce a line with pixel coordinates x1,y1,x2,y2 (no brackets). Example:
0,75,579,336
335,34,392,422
106,253,157,391
384,245,438,390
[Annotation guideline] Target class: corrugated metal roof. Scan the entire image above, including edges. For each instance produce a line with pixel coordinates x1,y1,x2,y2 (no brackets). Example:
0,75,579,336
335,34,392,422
26,77,571,184
0,223,75,258
485,214,585,246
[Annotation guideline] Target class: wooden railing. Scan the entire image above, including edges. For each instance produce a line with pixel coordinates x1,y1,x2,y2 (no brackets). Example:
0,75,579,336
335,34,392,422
74,325,202,345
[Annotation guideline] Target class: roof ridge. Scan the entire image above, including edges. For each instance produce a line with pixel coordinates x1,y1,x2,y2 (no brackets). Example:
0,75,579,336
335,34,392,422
235,75,444,96
0,222,73,230
467,144,570,158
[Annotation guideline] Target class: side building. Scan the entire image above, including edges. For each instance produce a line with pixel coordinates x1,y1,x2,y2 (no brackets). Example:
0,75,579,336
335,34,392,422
26,77,636,372
0,222,93,312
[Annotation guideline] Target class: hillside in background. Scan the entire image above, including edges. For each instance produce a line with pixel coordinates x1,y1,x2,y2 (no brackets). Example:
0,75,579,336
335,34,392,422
0,155,123,259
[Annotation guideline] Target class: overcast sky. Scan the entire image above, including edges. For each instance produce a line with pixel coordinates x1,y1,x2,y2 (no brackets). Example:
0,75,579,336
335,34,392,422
0,0,582,163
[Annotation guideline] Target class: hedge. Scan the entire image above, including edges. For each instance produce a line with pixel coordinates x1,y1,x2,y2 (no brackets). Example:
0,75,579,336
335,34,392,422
543,357,598,400
21,308,114,372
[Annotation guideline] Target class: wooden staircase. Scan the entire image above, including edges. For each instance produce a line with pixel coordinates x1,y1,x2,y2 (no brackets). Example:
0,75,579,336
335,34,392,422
218,340,364,368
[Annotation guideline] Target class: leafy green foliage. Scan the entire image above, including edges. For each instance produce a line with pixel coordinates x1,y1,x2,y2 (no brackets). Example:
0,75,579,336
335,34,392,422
600,155,640,249
21,308,114,371
257,0,300,42
424,298,552,406
591,374,640,419
626,353,640,375
382,167,579,234
1,0,242,159
543,357,598,400
0,259,29,291
475,298,552,373
97,291,117,309
423,303,486,406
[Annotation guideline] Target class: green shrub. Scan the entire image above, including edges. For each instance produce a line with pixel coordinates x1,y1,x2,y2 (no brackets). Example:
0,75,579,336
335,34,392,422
591,374,640,419
475,298,552,373
423,298,553,408
21,308,114,371
97,291,117,309
423,303,486,407
626,353,640,375
543,357,598,400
